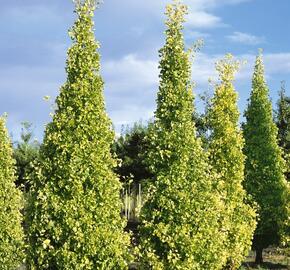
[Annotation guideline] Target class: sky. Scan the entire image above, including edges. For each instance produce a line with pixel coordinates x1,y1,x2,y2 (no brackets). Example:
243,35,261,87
0,0,290,141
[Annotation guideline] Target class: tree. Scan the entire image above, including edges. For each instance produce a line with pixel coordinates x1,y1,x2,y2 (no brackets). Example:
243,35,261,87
275,82,290,181
13,122,40,190
0,116,24,269
112,121,152,185
207,55,256,269
138,2,226,269
26,1,131,268
243,52,289,264
193,109,208,145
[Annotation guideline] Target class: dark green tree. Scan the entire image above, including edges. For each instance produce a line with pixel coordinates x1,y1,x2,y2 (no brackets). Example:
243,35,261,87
13,122,40,190
243,52,289,264
112,122,152,185
26,1,131,268
0,116,24,269
207,55,256,269
138,2,226,269
193,109,208,144
275,82,290,181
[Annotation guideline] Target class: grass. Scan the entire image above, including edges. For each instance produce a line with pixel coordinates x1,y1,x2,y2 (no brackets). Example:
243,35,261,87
241,247,290,270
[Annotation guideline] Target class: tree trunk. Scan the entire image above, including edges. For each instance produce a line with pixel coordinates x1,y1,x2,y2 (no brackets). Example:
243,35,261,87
255,248,263,264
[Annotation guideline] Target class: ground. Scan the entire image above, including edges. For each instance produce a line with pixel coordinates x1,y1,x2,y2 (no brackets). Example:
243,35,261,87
242,247,289,270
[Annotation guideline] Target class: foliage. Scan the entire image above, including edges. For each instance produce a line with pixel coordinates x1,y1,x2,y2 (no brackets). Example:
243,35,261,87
138,2,226,269
0,116,24,269
13,122,40,190
243,52,290,263
275,82,290,182
193,109,208,145
112,121,153,185
207,54,256,269
26,1,131,269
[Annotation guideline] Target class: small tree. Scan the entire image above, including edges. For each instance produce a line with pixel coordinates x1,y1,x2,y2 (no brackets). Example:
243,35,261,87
13,122,40,190
243,52,289,264
0,116,24,270
138,2,226,269
275,82,290,181
207,55,256,269
26,1,131,268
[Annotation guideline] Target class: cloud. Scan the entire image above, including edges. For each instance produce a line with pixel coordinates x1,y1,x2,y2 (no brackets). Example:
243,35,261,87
103,54,159,89
227,31,265,45
183,0,251,29
186,11,223,29
264,53,290,74
102,54,159,130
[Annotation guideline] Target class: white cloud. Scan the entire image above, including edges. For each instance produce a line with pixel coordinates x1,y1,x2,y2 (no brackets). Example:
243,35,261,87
186,11,223,28
182,0,251,29
103,54,159,90
227,31,265,45
264,53,290,74
102,54,159,129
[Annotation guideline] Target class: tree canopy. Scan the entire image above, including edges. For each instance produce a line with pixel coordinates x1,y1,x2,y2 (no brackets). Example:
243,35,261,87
243,52,289,263
26,1,131,268
207,55,256,269
138,2,226,269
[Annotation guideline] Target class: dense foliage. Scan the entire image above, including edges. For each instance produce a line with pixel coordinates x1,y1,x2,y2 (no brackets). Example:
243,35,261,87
113,122,152,185
26,1,131,269
275,83,290,181
207,55,256,269
138,2,226,269
243,53,289,263
13,122,40,190
0,116,24,270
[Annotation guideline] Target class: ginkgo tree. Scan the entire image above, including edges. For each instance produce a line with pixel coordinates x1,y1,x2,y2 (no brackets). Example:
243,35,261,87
0,116,24,270
207,55,256,269
243,52,289,264
26,1,131,269
138,1,226,269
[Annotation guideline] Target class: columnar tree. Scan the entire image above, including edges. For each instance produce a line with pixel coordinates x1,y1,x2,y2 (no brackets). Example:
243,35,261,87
276,82,290,181
207,55,256,269
243,52,289,264
0,116,24,270
138,2,226,269
26,1,130,269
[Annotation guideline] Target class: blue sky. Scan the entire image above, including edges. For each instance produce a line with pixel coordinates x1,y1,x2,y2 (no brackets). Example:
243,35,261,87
0,0,289,140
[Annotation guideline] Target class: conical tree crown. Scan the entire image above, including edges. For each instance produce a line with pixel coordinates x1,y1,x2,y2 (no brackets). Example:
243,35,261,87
243,52,289,251
148,2,201,173
138,2,225,269
208,55,256,269
26,1,130,269
0,117,24,270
